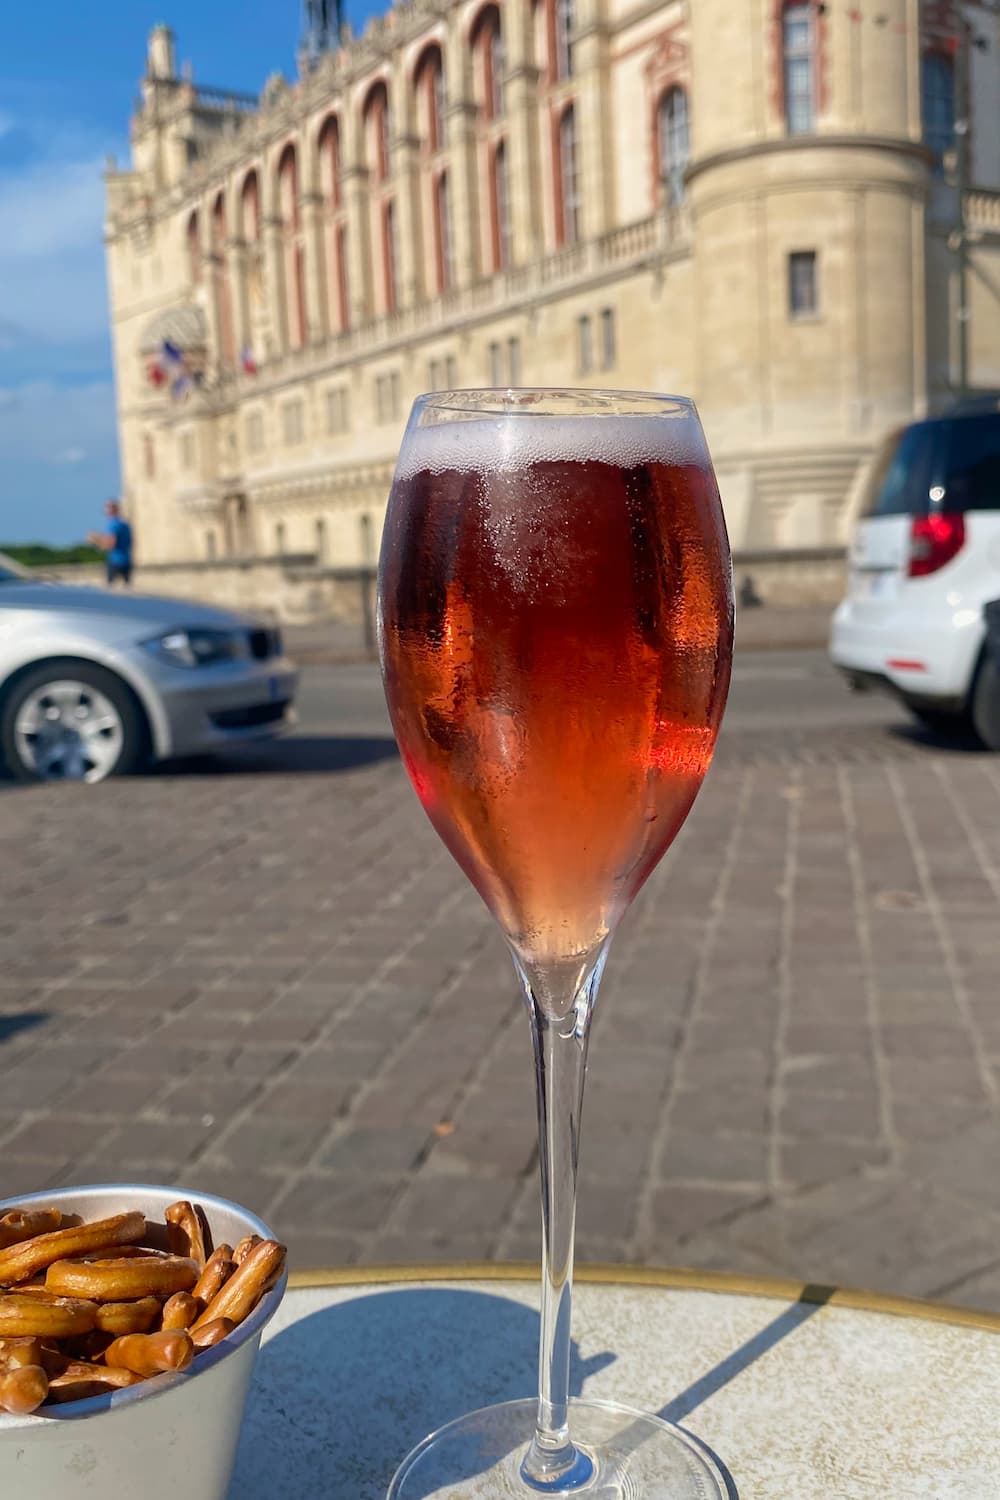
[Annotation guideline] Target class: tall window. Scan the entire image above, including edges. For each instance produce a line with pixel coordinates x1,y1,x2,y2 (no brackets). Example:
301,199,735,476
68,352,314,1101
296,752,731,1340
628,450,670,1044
922,52,955,166
315,517,327,563
365,83,394,315
383,201,398,312
577,314,593,374
186,211,201,285
365,81,391,183
788,250,818,318
435,173,454,293
657,87,689,206
555,0,574,80
241,171,260,242
275,521,286,556
277,143,307,349
417,47,446,152
783,2,815,135
319,115,349,332
474,7,504,120
493,141,512,270
600,307,616,369
211,193,236,368
558,105,580,245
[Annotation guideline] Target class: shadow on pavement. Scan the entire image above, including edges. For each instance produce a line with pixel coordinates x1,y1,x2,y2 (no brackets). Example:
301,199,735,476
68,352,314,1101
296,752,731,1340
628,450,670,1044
148,734,400,778
0,1012,49,1045
885,721,991,755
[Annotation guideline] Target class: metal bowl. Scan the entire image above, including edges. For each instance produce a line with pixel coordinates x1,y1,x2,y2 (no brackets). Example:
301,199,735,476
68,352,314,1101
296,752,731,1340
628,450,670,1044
0,1183,287,1500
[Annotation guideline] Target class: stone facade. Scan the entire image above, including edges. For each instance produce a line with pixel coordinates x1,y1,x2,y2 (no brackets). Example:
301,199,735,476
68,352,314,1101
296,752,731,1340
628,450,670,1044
105,1,1000,575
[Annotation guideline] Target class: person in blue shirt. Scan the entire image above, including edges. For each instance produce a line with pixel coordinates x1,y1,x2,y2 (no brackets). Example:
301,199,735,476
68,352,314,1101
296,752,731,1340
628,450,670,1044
90,500,134,587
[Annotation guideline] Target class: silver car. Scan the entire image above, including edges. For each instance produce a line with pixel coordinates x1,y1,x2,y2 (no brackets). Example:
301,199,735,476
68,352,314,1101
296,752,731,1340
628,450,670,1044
0,556,298,783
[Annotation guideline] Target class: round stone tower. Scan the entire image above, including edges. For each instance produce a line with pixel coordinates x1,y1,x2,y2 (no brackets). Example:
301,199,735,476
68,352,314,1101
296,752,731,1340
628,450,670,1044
687,0,930,546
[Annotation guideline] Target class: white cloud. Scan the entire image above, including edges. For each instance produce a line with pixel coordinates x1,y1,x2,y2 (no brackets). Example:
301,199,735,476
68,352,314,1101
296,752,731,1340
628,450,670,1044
0,119,124,346
54,446,87,465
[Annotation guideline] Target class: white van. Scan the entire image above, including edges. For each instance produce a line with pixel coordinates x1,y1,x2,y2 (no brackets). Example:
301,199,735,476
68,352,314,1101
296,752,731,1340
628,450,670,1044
830,400,1000,746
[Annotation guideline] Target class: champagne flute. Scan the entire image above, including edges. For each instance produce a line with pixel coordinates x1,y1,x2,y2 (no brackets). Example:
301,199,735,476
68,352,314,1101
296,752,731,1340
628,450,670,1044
378,389,734,1500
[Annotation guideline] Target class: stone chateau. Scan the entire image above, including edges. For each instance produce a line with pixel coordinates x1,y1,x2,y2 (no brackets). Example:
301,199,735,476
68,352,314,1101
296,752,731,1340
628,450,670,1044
104,0,1000,581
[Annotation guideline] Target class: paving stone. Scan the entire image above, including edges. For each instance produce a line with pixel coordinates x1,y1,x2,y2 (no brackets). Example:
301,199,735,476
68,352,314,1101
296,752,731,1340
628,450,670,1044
1,696,999,1309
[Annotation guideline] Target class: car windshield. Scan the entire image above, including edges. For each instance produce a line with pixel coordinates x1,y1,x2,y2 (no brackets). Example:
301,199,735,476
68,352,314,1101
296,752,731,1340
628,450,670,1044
0,560,29,583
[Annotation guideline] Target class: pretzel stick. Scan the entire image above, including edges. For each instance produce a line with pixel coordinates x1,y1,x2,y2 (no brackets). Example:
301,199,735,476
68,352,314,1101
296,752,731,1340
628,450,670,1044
193,1240,286,1330
0,1210,62,1252
165,1202,208,1268
0,1294,97,1339
0,1212,145,1287
190,1317,234,1350
95,1297,161,1336
46,1256,198,1302
161,1292,198,1331
104,1331,194,1378
0,1365,49,1414
46,1361,143,1403
232,1235,262,1266
191,1246,234,1308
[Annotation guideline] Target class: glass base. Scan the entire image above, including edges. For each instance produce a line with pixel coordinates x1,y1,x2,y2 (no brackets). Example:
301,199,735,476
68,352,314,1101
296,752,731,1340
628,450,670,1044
386,1397,730,1500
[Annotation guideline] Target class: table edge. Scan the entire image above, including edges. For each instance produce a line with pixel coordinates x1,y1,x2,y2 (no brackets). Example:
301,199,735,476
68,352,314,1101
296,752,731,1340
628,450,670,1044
286,1261,1000,1334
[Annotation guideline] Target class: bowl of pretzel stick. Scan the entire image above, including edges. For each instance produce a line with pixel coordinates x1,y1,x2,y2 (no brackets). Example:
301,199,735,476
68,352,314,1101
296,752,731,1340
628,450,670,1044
0,1183,287,1500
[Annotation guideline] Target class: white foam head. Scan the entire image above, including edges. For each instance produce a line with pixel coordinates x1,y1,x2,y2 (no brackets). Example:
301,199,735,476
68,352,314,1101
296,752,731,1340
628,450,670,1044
395,409,709,481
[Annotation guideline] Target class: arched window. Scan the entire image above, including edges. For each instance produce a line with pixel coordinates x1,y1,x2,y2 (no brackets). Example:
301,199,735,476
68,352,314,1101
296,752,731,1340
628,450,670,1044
383,200,398,312
240,170,260,241
922,52,955,166
435,172,454,293
365,83,395,315
315,516,327,563
277,143,307,349
318,114,341,210
318,115,349,331
656,87,689,206
473,7,504,120
365,81,391,183
555,0,574,81
492,141,512,270
211,193,236,368
275,521,286,556
186,210,201,284
416,46,447,153
557,104,579,245
782,1,815,135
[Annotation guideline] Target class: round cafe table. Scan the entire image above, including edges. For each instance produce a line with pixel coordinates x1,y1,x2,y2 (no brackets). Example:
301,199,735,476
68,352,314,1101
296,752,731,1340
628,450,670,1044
228,1264,1000,1499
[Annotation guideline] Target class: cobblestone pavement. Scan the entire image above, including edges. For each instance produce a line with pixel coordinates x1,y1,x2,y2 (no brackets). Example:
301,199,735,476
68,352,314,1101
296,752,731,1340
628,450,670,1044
3,680,1000,1310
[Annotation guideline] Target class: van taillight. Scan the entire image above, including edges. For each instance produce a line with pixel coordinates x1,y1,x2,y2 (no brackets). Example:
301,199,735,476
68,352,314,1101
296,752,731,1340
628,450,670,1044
908,513,966,577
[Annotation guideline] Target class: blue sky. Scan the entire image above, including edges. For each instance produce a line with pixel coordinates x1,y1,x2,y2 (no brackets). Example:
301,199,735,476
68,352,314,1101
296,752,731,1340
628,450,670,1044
0,0,376,544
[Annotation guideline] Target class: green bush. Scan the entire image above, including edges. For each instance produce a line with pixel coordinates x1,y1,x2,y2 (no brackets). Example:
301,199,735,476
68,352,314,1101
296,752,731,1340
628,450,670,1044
1,543,104,568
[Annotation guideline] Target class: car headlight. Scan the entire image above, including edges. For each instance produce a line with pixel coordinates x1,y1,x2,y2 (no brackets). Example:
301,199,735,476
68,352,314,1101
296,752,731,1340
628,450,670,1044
142,628,243,668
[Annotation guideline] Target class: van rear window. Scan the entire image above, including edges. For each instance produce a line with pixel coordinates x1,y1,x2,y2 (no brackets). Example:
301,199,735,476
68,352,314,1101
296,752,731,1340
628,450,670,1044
942,413,1000,512
859,423,936,518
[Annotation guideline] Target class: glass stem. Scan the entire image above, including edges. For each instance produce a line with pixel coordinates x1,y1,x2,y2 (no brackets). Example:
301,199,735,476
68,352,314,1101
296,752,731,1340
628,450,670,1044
518,951,606,1491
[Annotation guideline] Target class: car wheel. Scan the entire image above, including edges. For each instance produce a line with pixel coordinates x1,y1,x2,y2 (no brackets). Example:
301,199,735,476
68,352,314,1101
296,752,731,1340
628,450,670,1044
971,651,1000,751
0,661,148,784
